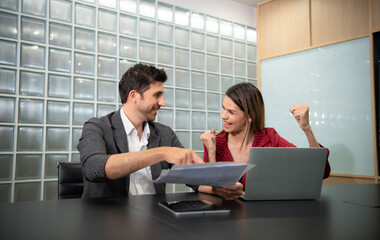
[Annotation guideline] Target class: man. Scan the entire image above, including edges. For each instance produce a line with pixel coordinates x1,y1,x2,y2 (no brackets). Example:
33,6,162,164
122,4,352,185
78,64,203,198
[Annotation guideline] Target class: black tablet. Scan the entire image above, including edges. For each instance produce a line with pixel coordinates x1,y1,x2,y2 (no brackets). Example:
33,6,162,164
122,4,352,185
158,200,230,217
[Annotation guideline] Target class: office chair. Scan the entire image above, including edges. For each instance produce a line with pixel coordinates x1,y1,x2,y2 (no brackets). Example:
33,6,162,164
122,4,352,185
58,162,84,199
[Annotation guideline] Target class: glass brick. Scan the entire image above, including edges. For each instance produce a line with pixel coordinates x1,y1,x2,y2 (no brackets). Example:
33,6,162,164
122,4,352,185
98,9,117,32
22,0,46,17
17,127,43,151
174,183,191,193
97,104,115,117
191,31,204,51
21,43,45,69
247,62,257,79
44,181,58,200
206,16,218,34
0,155,13,180
119,37,137,59
206,54,219,72
98,32,117,55
139,19,155,40
46,101,70,124
162,67,173,86
71,153,81,163
75,3,95,27
18,98,44,124
46,127,69,151
99,0,116,9
14,182,41,202
139,40,156,62
191,12,204,30
175,131,190,148
157,2,173,22
247,27,257,43
15,154,42,179
191,71,205,90
0,97,15,122
208,112,221,130
163,87,173,107
0,68,16,94
175,27,189,47
235,77,245,84
0,0,18,11
48,48,71,73
192,131,203,150
248,79,257,87
45,154,62,175
221,57,233,75
235,60,246,77
98,56,117,78
120,14,137,36
0,11,18,39
157,109,173,128
221,76,233,92
175,68,190,88
206,35,219,54
158,23,173,44
50,0,72,23
192,91,205,109
234,23,245,40
120,0,136,13
73,102,93,125
175,7,189,26
119,59,136,79
75,27,95,51
158,44,173,65
191,51,204,70
19,70,45,96
0,126,14,151
72,128,82,150
48,74,71,98
0,184,11,203
207,74,219,91
207,93,220,111
247,44,257,61
192,111,205,130
235,41,246,59
220,20,232,37
221,38,233,56
175,48,189,68
74,77,94,100
175,89,190,109
139,0,155,18
74,52,95,76
0,40,17,66
49,23,71,48
97,80,117,102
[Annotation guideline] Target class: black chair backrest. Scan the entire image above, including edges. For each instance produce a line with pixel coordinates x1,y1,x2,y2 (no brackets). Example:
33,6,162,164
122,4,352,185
58,162,84,199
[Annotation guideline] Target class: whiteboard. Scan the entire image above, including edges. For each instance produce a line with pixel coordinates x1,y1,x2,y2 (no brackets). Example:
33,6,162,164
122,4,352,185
261,37,374,175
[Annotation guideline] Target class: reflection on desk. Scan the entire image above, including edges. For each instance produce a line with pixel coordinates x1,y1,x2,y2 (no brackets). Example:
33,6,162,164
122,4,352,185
0,184,379,240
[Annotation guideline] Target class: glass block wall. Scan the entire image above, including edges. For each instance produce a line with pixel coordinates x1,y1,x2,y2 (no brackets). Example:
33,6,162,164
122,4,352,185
0,0,257,202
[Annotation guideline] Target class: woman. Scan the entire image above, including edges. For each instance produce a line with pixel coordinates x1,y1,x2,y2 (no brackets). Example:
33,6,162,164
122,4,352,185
199,83,330,200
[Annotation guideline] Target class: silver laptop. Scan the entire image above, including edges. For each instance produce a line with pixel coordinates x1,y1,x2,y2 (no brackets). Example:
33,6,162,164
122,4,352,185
244,147,328,201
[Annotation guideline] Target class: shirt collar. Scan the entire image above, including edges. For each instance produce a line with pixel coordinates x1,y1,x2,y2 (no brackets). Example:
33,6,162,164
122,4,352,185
120,108,150,138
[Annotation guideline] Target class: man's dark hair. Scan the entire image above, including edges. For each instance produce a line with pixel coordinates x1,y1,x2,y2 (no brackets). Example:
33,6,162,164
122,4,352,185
119,64,167,104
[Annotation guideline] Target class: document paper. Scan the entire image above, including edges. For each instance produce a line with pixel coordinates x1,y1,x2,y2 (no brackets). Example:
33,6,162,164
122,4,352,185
153,162,255,187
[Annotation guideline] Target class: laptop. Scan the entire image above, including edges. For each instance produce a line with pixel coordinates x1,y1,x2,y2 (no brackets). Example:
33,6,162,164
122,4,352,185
243,147,328,201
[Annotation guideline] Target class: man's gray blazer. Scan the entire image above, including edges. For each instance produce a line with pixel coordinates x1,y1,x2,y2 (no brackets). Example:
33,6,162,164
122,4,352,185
77,110,183,199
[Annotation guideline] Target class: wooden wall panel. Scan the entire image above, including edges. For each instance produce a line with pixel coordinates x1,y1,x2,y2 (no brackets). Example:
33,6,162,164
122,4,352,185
323,175,376,185
373,0,380,31
258,0,310,59
311,0,370,46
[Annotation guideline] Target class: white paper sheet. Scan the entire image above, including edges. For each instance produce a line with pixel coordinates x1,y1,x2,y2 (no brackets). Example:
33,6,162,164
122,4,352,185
153,162,255,187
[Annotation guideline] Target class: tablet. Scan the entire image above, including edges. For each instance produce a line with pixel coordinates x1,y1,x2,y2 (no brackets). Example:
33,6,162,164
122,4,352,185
158,200,230,217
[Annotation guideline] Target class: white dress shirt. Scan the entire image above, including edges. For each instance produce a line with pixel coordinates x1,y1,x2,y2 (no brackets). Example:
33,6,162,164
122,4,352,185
120,108,156,195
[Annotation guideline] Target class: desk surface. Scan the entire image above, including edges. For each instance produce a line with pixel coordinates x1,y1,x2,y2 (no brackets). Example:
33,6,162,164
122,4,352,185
0,184,379,240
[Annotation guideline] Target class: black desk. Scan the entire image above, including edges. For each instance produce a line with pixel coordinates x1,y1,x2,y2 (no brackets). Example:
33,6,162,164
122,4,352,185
0,184,379,240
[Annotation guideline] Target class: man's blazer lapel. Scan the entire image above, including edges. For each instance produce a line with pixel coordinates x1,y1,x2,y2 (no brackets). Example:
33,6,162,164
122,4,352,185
110,110,129,153
147,123,161,180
